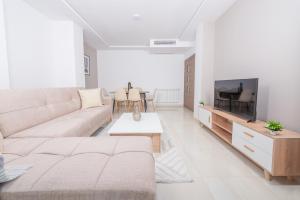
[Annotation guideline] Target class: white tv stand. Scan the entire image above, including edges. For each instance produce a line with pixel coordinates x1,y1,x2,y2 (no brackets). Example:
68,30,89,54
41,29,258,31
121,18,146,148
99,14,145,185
198,105,300,181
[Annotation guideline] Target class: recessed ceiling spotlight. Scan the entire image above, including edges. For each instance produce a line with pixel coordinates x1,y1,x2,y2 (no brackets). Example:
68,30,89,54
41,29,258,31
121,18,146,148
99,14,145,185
132,13,141,20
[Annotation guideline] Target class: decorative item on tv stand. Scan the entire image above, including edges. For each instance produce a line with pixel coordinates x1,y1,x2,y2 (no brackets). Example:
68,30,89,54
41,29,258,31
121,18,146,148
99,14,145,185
265,120,283,136
199,100,205,107
132,103,141,121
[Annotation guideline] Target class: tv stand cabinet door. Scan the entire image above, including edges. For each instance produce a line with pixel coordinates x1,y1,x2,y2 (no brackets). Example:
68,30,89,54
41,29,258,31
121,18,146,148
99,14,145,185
198,107,212,129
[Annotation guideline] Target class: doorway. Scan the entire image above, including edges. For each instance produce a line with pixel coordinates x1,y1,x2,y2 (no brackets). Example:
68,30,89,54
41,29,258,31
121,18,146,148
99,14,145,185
184,54,195,111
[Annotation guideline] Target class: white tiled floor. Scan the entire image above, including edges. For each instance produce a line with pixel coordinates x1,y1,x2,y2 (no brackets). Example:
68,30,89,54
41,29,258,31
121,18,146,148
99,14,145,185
155,107,300,200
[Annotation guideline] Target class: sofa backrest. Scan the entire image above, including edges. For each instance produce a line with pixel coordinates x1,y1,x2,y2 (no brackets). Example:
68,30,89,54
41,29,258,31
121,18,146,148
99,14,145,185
0,88,81,138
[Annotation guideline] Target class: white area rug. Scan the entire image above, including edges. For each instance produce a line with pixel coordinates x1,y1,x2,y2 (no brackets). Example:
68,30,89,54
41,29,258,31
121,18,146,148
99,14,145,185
95,115,193,184
155,148,193,183
154,119,193,183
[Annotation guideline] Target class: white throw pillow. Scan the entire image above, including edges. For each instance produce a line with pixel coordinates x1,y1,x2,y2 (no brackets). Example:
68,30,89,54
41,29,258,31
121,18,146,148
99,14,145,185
78,89,103,109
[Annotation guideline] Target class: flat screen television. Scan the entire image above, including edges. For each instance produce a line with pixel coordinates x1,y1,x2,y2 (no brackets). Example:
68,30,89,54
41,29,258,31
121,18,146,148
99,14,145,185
214,78,258,121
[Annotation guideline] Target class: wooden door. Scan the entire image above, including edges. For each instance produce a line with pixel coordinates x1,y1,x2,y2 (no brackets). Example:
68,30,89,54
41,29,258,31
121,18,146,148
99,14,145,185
184,54,195,111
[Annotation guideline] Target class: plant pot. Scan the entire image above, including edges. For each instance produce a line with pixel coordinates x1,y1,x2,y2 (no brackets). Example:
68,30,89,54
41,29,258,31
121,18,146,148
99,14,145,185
268,130,280,136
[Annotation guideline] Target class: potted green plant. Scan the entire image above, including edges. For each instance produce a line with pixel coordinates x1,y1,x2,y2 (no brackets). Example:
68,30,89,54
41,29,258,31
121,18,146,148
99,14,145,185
265,120,283,135
199,100,205,107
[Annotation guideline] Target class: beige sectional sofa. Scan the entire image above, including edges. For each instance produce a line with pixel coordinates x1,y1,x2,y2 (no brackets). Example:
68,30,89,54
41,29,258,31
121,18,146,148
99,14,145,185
0,88,113,138
0,88,156,200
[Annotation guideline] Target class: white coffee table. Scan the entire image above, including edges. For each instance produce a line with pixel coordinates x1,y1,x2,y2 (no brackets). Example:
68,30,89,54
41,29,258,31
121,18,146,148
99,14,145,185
108,113,163,152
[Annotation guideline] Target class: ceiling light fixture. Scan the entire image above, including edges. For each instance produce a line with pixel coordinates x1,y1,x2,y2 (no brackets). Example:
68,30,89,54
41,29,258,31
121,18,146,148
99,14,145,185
132,13,141,20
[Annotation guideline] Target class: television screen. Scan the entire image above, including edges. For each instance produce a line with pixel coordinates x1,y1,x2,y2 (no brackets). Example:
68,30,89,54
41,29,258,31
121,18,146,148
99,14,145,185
214,78,258,121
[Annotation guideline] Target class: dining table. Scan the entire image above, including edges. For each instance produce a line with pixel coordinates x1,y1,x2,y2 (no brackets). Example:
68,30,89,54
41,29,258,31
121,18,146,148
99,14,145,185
110,91,149,112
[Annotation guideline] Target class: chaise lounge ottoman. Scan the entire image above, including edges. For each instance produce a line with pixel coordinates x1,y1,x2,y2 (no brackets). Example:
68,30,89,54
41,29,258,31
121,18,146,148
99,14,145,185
0,136,155,200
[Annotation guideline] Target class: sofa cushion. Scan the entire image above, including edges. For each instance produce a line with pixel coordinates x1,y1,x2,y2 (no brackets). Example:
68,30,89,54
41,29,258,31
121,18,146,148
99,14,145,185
8,106,112,138
3,138,48,156
1,137,155,200
78,89,103,109
0,88,81,138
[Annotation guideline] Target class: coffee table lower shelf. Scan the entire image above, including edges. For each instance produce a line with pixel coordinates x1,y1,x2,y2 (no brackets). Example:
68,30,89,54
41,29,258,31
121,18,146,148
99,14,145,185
110,133,161,153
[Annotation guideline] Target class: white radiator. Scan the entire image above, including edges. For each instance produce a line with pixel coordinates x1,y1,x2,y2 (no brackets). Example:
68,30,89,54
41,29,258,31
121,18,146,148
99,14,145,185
155,89,181,104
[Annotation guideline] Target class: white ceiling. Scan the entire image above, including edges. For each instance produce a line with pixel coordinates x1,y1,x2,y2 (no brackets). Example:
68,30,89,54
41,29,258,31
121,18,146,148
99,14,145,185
65,0,204,46
25,0,236,49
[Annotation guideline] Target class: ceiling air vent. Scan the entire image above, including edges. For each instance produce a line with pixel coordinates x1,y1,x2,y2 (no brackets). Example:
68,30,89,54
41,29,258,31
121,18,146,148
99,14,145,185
149,39,194,54
152,40,177,45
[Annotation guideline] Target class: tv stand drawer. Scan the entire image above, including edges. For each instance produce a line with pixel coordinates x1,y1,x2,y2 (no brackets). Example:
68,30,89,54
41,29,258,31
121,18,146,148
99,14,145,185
232,135,273,172
233,123,273,155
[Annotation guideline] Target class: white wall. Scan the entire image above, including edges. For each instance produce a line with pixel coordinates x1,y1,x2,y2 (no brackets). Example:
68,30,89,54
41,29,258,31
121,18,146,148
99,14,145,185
4,0,54,88
51,21,76,87
0,0,9,89
2,0,84,88
73,23,85,87
98,50,184,104
214,0,300,131
194,22,215,117
51,21,84,87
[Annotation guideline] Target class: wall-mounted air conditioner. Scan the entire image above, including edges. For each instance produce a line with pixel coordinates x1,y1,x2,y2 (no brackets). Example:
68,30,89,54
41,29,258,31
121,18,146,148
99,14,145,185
149,39,194,54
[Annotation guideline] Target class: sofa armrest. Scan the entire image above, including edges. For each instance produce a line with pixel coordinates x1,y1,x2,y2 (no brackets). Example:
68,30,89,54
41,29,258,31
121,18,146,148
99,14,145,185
100,88,113,108
102,96,113,106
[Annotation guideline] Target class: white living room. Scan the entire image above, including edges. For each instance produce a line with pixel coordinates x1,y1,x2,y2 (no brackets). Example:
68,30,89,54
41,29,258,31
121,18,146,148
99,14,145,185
0,0,300,200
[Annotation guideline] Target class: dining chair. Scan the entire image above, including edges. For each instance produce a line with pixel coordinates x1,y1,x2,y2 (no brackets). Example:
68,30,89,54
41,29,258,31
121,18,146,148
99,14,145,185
135,87,143,92
134,87,145,108
146,88,157,111
128,88,143,111
114,88,128,113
